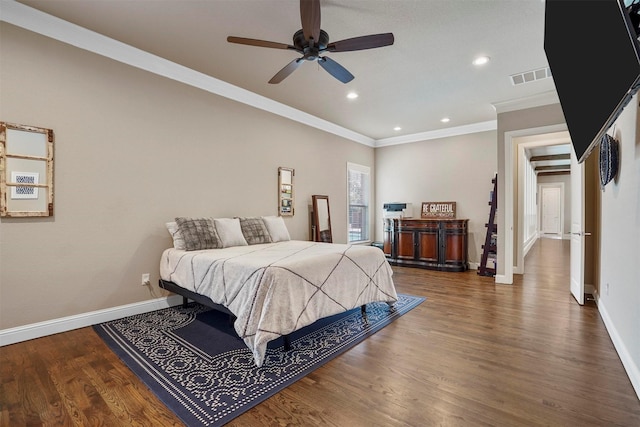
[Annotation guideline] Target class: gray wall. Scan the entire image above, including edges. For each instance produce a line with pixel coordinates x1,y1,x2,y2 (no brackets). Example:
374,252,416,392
374,131,497,266
0,23,374,329
597,96,640,397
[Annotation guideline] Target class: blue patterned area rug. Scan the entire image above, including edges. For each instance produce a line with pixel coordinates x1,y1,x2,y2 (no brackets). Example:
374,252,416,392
93,294,424,427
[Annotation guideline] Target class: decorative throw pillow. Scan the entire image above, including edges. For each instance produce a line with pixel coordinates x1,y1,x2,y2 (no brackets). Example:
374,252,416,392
175,217,221,251
214,218,248,248
262,215,291,242
238,217,273,245
165,221,186,250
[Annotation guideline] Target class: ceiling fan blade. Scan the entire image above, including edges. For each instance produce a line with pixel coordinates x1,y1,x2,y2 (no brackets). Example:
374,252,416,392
269,58,304,84
327,33,395,52
318,56,354,84
227,36,294,50
300,0,321,44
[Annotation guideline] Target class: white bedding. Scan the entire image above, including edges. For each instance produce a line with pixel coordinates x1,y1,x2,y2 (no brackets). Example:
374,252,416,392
159,240,398,366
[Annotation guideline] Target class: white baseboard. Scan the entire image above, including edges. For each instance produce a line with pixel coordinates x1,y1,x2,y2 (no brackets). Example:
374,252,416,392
523,235,536,258
597,300,640,400
468,262,479,270
0,295,183,346
495,274,512,284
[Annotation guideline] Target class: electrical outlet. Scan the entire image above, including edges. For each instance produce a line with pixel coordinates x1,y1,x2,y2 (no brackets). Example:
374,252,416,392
141,273,150,286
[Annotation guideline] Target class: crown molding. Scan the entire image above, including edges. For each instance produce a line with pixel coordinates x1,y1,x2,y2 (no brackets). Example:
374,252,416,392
375,120,497,147
492,91,560,114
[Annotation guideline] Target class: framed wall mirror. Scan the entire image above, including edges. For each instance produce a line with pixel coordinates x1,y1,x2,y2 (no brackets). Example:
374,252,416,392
312,195,332,243
278,167,294,216
0,122,54,217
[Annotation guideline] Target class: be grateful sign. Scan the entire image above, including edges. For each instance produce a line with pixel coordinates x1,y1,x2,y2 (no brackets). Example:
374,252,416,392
421,201,457,218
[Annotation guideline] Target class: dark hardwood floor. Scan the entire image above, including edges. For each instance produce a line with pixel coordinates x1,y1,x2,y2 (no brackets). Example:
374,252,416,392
2,238,639,426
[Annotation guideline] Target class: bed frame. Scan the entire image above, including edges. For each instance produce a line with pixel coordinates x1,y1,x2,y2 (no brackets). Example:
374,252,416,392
159,278,368,352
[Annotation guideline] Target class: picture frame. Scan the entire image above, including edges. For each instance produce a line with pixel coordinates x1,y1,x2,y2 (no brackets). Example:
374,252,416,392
10,171,39,199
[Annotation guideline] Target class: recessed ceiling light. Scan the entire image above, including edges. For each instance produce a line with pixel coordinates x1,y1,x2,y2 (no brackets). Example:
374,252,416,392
472,56,490,66
394,126,402,131
347,92,358,99
441,117,450,123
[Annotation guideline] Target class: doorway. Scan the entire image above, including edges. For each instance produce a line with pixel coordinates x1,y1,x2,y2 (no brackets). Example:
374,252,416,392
539,183,564,238
503,125,600,304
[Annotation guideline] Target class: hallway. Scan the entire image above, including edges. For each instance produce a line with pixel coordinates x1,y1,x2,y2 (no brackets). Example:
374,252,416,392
519,236,580,302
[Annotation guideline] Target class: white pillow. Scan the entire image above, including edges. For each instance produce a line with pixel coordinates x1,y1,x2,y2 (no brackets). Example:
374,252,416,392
165,222,186,250
262,216,291,242
214,218,248,248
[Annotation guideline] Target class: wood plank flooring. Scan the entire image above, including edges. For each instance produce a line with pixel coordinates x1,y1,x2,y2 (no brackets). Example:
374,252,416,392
2,237,639,426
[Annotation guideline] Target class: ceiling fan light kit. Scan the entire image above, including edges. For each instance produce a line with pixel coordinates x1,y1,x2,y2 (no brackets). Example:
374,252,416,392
227,0,394,84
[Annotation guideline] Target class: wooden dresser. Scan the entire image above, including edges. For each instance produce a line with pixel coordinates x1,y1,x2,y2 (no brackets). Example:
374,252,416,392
383,218,469,272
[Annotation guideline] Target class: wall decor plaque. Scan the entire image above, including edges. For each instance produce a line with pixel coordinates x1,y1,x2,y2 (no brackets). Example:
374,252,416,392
421,201,456,218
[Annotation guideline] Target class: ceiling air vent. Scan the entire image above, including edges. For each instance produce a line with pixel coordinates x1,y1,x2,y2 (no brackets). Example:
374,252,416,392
510,67,552,86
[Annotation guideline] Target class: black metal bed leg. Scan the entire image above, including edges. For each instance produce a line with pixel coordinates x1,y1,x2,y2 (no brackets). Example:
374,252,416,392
182,296,189,308
283,334,291,351
361,304,369,324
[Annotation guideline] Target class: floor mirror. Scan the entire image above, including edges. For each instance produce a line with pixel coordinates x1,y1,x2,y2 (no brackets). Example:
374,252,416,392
312,195,332,243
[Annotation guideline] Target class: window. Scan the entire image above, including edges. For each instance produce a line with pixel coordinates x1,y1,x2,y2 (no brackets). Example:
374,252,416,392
347,162,370,243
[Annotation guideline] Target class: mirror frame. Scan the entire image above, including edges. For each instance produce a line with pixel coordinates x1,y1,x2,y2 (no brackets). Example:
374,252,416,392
312,194,332,243
0,122,54,217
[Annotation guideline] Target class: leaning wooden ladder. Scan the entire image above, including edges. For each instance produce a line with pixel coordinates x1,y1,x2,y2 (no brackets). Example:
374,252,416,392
478,174,497,277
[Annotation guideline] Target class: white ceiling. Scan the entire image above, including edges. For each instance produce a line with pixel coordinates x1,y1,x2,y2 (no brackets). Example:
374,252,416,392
9,0,559,145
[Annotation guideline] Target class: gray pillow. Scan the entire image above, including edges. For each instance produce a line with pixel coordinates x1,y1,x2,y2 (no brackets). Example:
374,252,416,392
175,217,221,251
238,217,273,245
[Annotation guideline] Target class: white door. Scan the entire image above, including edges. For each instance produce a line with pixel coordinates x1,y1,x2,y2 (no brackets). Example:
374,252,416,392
570,149,585,305
541,186,561,235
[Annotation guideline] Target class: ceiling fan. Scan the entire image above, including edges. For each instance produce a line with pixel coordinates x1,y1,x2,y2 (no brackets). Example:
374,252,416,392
227,0,394,84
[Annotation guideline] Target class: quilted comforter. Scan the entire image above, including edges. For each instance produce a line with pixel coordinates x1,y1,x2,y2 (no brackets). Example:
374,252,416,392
159,240,398,366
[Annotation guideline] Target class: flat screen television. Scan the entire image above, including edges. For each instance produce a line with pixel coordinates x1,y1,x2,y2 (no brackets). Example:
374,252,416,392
544,0,640,163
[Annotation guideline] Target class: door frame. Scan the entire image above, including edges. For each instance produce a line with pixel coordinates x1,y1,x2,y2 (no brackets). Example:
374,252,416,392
501,123,569,284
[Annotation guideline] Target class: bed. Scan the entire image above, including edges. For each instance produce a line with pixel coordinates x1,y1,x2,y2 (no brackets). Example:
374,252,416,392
159,216,398,367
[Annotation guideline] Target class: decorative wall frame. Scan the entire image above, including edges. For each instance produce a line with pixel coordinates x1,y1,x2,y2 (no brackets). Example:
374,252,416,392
278,167,294,216
0,122,54,217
